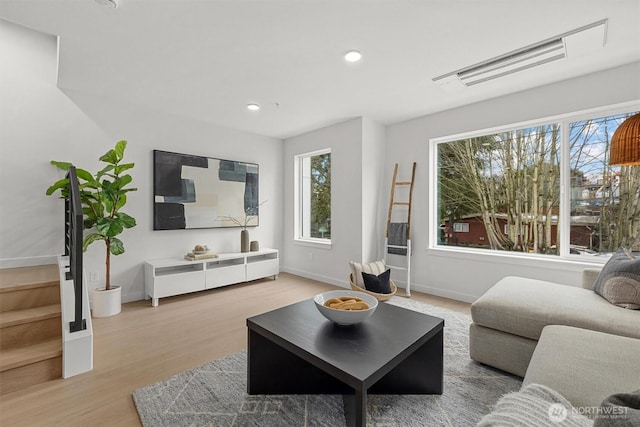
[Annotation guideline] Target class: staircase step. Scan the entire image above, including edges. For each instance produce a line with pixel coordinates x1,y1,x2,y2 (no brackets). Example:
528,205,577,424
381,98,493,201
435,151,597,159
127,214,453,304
0,338,62,395
0,304,61,328
0,266,60,312
0,265,64,395
0,338,62,372
1,306,62,351
0,264,59,288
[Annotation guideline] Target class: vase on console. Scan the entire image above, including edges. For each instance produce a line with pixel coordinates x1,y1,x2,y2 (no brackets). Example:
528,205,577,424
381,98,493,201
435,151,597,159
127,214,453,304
241,230,250,253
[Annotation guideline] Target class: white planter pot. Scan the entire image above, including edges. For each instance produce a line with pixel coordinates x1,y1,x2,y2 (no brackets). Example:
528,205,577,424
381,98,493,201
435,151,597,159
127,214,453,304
92,285,121,317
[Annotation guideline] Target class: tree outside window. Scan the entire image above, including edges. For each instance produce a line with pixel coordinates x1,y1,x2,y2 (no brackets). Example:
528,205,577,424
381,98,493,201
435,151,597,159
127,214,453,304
436,109,639,257
297,150,331,241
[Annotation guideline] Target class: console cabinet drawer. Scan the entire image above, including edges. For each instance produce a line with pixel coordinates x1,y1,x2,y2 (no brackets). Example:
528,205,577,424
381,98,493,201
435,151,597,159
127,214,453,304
206,264,246,289
246,259,278,281
153,270,204,298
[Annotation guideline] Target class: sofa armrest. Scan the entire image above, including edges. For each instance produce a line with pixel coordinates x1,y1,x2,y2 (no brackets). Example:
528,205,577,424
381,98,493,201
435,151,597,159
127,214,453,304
582,268,601,290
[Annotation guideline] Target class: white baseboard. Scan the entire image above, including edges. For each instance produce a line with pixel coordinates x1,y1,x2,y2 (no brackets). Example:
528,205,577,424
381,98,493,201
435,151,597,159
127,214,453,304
0,255,59,269
393,279,478,303
280,268,477,304
280,266,349,289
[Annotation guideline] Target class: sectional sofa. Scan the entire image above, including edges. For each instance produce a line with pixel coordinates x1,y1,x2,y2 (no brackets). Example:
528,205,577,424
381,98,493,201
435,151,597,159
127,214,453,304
471,267,640,423
470,268,640,377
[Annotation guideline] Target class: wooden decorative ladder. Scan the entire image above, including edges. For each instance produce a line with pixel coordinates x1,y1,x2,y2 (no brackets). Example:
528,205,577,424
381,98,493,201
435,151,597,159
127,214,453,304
384,162,416,297
0,265,62,395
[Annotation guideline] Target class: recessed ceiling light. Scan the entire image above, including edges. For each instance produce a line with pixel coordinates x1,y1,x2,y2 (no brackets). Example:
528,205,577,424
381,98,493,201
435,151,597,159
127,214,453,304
247,104,260,111
344,50,362,62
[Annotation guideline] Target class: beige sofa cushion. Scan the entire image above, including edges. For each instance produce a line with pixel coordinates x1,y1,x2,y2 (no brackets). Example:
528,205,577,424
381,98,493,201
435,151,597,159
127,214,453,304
523,325,640,409
471,276,640,341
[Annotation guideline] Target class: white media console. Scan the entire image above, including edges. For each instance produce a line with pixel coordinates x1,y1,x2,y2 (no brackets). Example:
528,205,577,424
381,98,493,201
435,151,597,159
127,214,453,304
144,248,279,306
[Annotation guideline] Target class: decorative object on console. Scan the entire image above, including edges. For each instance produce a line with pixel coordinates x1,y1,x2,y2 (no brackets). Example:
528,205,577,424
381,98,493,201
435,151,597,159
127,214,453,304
185,244,218,260
250,241,259,251
240,230,250,253
217,201,266,253
192,244,209,254
184,253,218,261
153,150,259,230
47,140,137,317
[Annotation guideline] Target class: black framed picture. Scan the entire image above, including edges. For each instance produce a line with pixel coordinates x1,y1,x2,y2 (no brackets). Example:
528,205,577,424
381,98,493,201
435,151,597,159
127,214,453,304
153,150,259,230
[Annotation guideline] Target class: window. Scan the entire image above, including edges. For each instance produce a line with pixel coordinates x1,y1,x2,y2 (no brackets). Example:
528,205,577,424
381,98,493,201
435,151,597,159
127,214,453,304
295,149,331,243
453,223,470,233
569,113,640,255
434,107,639,258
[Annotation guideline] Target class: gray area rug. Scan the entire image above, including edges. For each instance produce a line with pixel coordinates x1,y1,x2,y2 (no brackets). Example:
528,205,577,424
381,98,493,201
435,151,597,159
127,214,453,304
133,297,521,426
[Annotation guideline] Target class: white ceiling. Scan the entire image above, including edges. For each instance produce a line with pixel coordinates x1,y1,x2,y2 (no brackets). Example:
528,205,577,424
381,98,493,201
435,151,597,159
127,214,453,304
1,0,639,139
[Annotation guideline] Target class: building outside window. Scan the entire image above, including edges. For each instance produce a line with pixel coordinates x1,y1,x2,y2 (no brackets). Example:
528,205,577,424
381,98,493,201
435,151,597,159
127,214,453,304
295,149,331,242
569,113,640,255
435,108,639,257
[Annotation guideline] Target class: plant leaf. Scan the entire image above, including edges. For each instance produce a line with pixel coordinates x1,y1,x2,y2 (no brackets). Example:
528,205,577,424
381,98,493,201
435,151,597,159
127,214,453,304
96,164,115,180
96,217,124,237
50,161,72,171
75,168,95,183
46,178,69,195
115,163,134,174
99,149,118,164
117,212,137,228
115,193,127,211
116,174,132,190
83,233,104,251
114,140,127,160
109,237,125,255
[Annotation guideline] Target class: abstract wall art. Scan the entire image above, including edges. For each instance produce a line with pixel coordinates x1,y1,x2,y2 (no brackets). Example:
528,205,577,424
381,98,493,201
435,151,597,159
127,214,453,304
153,150,259,230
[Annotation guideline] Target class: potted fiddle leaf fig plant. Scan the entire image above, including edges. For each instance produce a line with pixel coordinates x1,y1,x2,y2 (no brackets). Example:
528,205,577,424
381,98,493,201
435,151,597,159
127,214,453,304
46,140,137,317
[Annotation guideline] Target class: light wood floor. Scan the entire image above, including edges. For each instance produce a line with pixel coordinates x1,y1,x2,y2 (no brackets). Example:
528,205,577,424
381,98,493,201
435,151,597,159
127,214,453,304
0,273,470,427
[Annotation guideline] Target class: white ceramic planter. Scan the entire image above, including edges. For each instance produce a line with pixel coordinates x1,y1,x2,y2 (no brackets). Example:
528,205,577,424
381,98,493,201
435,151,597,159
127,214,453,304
92,285,121,317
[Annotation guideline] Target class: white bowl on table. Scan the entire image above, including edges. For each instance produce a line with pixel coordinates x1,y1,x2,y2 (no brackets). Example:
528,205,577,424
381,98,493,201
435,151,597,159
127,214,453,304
313,290,379,326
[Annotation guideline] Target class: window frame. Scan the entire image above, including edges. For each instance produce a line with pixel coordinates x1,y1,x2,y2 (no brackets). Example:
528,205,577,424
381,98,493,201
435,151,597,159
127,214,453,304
429,101,640,262
293,148,332,247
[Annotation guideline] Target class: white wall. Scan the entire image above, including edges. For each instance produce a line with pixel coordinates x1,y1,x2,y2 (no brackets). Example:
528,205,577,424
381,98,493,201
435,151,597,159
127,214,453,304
282,118,365,285
0,20,283,302
361,117,386,263
385,61,640,302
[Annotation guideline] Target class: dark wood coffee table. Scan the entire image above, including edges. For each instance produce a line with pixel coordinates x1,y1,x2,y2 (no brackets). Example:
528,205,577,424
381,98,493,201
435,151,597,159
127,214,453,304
246,299,444,427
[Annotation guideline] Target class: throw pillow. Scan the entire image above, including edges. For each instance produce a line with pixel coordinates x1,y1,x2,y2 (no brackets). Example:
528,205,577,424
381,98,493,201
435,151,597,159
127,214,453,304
362,269,392,294
594,389,640,426
349,260,386,288
593,250,640,309
477,383,591,427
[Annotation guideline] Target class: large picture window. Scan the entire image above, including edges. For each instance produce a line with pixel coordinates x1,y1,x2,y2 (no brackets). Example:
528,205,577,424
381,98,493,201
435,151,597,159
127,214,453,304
435,107,639,258
295,149,331,242
569,113,640,255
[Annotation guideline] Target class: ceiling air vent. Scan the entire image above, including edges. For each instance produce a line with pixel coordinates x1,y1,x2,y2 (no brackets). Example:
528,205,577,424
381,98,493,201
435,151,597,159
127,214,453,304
433,19,607,91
